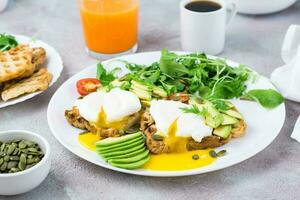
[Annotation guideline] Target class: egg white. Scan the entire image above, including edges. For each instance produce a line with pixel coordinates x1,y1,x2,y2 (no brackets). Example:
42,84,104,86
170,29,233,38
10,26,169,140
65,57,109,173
75,88,141,123
149,100,212,142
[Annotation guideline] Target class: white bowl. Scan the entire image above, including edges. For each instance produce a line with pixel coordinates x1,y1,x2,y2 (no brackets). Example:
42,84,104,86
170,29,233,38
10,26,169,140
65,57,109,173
229,0,297,15
0,130,51,195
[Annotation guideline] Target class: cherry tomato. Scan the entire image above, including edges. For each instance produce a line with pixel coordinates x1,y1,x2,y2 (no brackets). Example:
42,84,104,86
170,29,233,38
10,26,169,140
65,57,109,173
76,78,101,96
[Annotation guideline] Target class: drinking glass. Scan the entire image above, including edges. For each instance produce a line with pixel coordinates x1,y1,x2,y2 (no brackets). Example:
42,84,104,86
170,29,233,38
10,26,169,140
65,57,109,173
79,0,139,59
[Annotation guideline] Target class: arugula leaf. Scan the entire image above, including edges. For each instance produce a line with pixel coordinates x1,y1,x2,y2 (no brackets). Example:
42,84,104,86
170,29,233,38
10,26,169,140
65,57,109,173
159,49,189,77
243,89,284,108
96,63,118,86
0,34,18,51
181,105,208,117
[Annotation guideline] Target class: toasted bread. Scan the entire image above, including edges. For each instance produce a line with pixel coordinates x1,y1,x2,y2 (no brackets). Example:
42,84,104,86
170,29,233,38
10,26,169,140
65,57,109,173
1,68,52,101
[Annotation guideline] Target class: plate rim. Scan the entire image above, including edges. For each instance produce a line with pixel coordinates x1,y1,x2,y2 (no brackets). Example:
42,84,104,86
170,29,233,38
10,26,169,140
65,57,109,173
47,51,286,177
0,34,64,109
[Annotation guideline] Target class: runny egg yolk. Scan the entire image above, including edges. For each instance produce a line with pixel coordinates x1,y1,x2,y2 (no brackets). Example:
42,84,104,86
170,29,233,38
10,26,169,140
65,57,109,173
95,107,129,130
78,132,101,151
143,119,216,171
164,119,189,153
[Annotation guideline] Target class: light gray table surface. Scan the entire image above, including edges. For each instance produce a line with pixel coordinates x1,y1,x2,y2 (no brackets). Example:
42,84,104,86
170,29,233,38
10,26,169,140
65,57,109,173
1,0,300,199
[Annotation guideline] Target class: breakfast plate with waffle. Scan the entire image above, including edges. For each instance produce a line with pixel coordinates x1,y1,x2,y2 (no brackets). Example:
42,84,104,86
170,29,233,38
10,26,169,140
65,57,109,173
0,34,63,108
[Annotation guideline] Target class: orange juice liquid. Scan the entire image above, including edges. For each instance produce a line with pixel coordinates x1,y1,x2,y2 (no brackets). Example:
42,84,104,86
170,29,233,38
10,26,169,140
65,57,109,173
80,0,138,54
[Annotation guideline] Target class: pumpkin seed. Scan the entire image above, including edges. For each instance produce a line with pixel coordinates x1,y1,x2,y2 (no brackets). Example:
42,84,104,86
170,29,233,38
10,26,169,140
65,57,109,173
13,148,19,155
10,167,20,173
28,147,38,152
24,141,35,147
3,155,9,162
216,150,226,157
10,156,19,161
0,143,5,151
0,139,44,174
209,150,227,158
7,161,18,169
152,134,164,141
0,161,7,171
18,161,26,171
0,151,5,157
20,153,27,164
192,154,199,160
209,150,218,158
6,144,16,155
18,141,27,149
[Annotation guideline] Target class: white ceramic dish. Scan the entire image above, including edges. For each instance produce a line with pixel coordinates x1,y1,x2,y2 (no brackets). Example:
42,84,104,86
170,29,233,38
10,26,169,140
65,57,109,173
0,130,51,195
229,0,297,15
0,0,8,13
47,51,285,177
0,34,63,108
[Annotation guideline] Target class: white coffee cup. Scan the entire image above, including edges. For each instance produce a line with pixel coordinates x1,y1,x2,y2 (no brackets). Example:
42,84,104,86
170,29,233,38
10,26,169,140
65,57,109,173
180,0,237,55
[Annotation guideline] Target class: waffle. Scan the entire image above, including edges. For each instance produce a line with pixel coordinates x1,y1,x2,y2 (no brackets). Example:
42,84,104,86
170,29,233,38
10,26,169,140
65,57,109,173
0,45,33,82
1,68,52,101
19,47,47,79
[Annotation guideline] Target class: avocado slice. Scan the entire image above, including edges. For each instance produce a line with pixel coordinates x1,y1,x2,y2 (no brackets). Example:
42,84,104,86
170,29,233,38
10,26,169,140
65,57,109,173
221,114,239,125
222,109,243,120
213,125,232,139
108,150,149,164
99,143,145,158
97,140,144,154
152,86,167,98
96,132,142,147
130,88,152,100
109,155,150,169
131,80,150,91
97,136,143,151
103,148,147,161
203,101,223,128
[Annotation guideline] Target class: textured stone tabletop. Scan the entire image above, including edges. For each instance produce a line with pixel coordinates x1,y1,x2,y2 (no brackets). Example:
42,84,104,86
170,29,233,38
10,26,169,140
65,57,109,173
1,0,300,199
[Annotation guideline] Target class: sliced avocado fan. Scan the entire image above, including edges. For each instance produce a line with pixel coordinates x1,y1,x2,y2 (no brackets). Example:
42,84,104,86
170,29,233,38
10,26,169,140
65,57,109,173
96,132,150,169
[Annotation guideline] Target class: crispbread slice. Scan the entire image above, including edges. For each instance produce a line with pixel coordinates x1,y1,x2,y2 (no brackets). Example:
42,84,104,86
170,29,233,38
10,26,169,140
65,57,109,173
0,45,33,82
1,68,52,101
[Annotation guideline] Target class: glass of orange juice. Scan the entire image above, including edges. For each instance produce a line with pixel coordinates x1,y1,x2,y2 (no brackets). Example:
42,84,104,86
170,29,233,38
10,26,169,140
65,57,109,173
79,0,138,59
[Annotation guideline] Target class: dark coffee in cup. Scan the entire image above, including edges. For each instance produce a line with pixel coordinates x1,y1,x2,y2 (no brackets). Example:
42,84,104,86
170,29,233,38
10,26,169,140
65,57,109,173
185,1,222,12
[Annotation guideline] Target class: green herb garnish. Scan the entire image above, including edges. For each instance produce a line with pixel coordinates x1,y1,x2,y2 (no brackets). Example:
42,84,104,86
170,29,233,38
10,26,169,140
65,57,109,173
0,34,18,51
180,105,208,117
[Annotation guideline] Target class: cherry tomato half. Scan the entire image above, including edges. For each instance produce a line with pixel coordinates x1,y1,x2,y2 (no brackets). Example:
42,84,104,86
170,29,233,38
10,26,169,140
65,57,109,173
76,78,101,96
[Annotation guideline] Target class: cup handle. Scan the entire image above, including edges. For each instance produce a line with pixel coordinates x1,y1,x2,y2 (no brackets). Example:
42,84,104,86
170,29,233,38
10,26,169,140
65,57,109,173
226,2,237,25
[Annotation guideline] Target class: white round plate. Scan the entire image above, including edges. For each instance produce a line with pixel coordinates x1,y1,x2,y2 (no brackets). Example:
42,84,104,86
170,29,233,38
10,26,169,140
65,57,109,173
0,34,63,108
47,52,285,177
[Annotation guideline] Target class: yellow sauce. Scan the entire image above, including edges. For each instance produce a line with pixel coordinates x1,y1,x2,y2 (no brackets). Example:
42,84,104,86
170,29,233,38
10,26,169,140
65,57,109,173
78,132,101,151
143,150,216,171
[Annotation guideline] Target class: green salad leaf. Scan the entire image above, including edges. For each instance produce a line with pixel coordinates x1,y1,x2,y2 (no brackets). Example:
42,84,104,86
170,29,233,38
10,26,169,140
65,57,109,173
95,49,284,110
0,34,18,51
243,89,284,108
96,63,119,86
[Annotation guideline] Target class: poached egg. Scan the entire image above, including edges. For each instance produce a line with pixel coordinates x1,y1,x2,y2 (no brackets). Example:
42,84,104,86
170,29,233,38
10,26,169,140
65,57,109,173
149,100,212,152
75,88,141,129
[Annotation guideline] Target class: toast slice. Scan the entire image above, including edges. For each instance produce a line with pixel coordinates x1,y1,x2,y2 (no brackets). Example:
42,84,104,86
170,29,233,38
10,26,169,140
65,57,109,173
1,68,52,101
